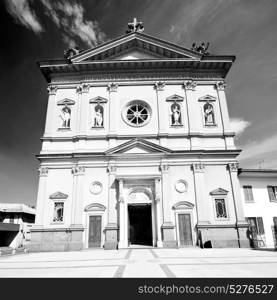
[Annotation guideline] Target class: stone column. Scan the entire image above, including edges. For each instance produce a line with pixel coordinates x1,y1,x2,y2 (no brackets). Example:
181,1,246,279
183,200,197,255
215,81,232,133
34,166,48,226
76,83,90,136
228,163,249,247
104,164,118,249
154,81,167,135
160,163,177,247
155,178,163,247
70,165,85,250
192,163,210,226
118,179,127,248
44,86,58,136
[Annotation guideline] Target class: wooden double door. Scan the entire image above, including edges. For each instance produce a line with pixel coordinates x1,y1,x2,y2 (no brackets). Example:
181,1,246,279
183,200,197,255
178,213,193,246
88,215,102,248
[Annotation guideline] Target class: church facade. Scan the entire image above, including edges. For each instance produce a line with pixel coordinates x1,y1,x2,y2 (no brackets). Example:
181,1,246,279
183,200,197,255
30,21,250,251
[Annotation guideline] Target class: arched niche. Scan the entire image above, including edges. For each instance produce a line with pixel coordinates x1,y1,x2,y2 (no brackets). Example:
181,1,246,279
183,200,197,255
172,201,194,210
84,203,106,212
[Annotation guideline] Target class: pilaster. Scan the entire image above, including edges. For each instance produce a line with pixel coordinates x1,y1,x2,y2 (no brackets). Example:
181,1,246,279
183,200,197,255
76,83,90,136
44,85,58,136
154,81,167,136
108,82,118,148
192,163,210,226
104,163,118,249
35,166,48,226
118,179,127,248
160,162,177,247
155,178,163,247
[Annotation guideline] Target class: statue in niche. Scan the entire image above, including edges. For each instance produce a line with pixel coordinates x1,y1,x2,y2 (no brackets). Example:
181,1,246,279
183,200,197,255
171,103,182,126
59,105,71,128
204,102,215,125
94,105,103,127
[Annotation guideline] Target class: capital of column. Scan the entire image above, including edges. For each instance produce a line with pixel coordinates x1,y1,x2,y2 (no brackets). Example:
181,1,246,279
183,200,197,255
72,165,86,175
38,166,48,177
215,81,226,91
154,81,165,91
107,82,118,92
160,164,170,173
76,83,90,94
107,164,117,174
47,85,58,95
183,80,197,91
192,163,205,173
228,162,239,172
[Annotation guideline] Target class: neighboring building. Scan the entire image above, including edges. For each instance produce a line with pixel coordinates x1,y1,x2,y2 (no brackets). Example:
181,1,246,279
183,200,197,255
239,169,277,249
30,19,250,252
0,203,35,249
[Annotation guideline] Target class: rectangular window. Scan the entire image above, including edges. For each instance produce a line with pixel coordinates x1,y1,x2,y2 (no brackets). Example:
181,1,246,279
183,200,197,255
267,186,277,202
243,185,254,202
215,198,227,219
246,217,264,235
53,202,64,222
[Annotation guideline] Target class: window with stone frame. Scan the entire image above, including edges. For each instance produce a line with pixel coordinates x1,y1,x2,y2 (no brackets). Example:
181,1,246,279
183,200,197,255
243,185,254,202
267,186,277,202
214,198,227,219
53,202,64,222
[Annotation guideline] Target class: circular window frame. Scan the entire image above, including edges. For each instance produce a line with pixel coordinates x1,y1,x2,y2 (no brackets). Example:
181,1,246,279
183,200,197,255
175,180,188,193
90,181,103,195
122,100,152,127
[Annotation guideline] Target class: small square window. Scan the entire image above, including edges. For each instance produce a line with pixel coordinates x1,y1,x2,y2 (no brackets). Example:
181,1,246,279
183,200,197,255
243,185,254,202
53,202,64,222
215,198,227,219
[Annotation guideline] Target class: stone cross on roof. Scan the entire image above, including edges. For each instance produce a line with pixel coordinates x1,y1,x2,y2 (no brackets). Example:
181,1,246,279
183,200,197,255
126,17,144,34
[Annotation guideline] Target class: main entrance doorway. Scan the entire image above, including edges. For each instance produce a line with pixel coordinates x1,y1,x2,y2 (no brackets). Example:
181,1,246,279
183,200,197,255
128,204,152,246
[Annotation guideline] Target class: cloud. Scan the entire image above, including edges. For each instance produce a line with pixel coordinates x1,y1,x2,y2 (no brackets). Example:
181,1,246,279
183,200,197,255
5,0,43,33
40,0,106,47
5,0,106,47
238,134,277,169
230,118,251,136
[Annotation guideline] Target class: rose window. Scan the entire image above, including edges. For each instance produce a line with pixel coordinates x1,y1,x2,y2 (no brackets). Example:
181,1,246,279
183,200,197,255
123,100,151,127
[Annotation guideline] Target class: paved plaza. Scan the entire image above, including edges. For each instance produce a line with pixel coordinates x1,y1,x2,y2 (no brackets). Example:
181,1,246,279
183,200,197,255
0,248,277,278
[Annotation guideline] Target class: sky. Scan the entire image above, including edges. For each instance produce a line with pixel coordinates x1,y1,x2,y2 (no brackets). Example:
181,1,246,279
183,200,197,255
1,0,277,206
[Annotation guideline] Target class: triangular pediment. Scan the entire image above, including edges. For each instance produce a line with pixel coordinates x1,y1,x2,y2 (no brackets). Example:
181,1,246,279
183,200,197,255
49,191,68,199
106,138,172,155
166,94,184,102
210,188,229,196
57,98,75,106
198,95,217,102
89,96,108,103
70,32,202,63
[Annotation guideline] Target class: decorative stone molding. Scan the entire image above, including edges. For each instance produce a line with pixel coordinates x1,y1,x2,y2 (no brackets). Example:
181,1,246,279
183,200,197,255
215,81,226,91
160,164,170,173
228,162,239,172
72,165,85,175
107,82,118,92
107,164,117,174
192,163,205,173
47,85,58,95
210,188,229,196
175,180,187,193
154,81,165,91
172,201,194,210
49,191,68,199
198,94,217,102
166,94,184,102
57,98,75,105
84,203,106,212
76,83,90,94
183,80,197,91
89,96,108,104
38,167,48,177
